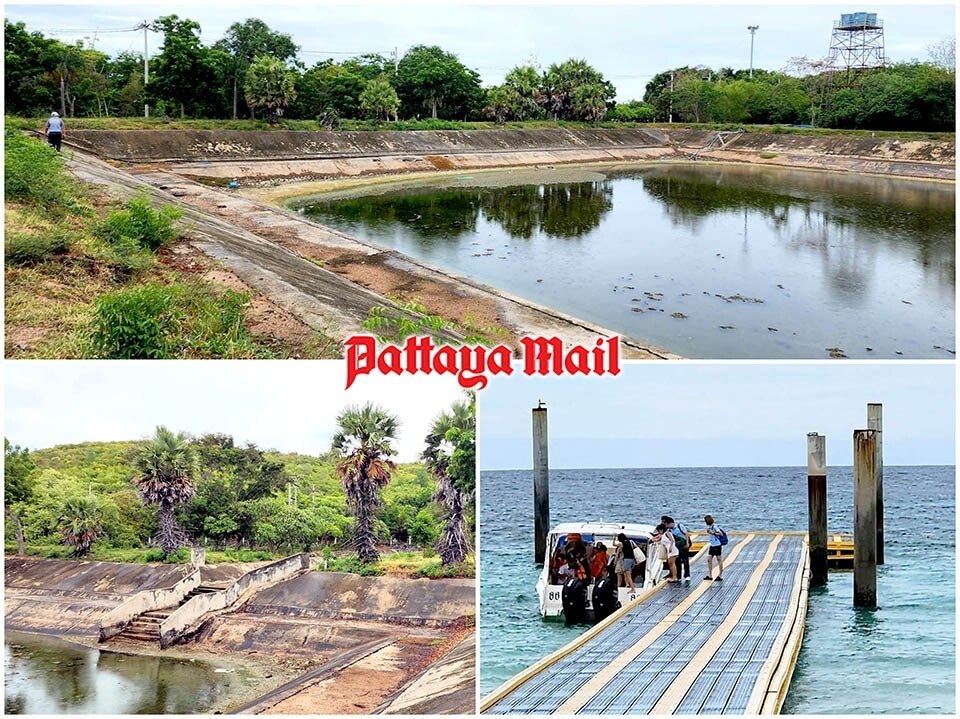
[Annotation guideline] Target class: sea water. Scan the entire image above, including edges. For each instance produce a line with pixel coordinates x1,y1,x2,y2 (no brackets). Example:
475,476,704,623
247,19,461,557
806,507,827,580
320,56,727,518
478,465,955,713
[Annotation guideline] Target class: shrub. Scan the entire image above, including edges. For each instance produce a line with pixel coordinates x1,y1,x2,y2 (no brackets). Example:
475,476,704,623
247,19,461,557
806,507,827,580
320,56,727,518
91,283,179,359
324,555,385,576
5,229,72,266
97,194,182,251
3,129,75,211
176,284,251,356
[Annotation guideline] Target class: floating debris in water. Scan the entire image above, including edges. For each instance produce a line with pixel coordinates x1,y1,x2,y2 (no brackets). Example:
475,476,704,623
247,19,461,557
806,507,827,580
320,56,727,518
901,299,913,304
644,292,664,301
933,345,955,354
767,327,779,332
714,293,764,303
826,347,847,358
672,312,688,319
632,307,644,313
719,325,736,330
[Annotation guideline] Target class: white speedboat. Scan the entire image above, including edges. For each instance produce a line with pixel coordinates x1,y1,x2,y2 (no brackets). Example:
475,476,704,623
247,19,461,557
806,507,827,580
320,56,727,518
536,521,659,621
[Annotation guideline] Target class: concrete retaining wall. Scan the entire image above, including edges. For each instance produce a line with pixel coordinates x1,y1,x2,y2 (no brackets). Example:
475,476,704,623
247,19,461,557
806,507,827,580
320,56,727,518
98,568,200,640
66,128,668,162
242,571,476,626
158,552,309,647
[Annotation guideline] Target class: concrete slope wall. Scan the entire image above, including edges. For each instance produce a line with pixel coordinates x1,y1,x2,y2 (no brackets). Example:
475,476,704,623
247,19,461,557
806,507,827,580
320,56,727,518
67,128,667,162
4,556,190,597
243,571,476,626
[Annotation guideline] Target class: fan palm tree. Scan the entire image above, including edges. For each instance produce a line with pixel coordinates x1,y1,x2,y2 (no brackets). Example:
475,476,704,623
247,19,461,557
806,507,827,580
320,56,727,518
60,496,105,556
332,403,399,563
133,426,198,556
423,398,475,565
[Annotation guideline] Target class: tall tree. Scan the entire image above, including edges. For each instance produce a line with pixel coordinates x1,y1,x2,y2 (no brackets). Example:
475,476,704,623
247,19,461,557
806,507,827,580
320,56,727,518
244,55,297,121
216,18,298,120
148,15,220,118
541,58,616,120
395,45,483,119
59,495,106,556
133,426,198,556
4,439,36,556
332,403,399,563
359,76,400,121
423,396,475,566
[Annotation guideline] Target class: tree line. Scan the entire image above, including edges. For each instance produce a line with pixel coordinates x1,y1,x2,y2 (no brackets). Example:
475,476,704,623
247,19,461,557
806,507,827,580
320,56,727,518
4,17,954,130
4,397,476,567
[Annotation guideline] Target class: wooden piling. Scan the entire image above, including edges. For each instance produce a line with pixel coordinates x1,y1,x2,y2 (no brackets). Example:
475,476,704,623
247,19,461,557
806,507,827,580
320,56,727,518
867,403,884,565
806,433,828,586
853,429,878,609
533,401,550,565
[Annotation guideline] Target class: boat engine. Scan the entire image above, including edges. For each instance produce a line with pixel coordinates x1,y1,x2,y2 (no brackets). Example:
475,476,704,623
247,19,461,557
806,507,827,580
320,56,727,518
561,577,588,625
592,576,620,623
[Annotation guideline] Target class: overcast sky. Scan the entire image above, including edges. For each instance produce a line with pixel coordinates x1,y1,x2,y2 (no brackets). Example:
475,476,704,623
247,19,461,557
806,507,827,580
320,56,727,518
478,362,955,469
4,361,467,461
6,1,954,101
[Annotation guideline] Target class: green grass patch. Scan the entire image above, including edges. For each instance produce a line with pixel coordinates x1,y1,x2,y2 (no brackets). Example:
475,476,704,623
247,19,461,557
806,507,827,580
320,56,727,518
321,555,386,576
91,281,265,359
97,193,183,251
3,128,83,213
412,557,476,579
759,152,778,159
363,300,509,346
205,548,276,563
5,543,190,563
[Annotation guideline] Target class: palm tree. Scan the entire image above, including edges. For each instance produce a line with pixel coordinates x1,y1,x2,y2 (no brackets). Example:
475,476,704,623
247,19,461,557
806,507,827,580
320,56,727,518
133,426,197,556
423,397,475,565
60,496,105,556
332,403,399,563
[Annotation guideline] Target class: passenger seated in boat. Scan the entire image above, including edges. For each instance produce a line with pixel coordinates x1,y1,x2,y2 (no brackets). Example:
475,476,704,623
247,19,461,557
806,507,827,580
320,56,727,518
564,536,589,582
550,549,570,584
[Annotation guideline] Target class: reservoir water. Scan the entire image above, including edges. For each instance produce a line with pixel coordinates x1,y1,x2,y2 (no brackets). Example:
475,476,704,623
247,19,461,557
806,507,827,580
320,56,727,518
299,165,955,359
4,631,258,714
478,465,955,713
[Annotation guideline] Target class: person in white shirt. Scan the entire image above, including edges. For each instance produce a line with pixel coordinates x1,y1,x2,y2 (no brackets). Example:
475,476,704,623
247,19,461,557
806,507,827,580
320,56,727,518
652,523,679,583
45,112,64,152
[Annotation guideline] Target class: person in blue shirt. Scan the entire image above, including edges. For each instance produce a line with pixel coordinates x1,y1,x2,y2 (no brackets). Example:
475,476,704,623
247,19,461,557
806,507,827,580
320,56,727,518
704,514,724,582
45,112,64,152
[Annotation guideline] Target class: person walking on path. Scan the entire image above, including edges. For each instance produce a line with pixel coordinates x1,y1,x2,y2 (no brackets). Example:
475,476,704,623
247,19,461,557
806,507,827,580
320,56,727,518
612,533,637,591
45,112,64,152
704,514,725,582
663,515,692,583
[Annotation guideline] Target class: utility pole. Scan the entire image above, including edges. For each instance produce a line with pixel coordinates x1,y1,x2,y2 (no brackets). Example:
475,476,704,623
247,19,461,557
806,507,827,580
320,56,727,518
393,46,399,74
668,70,674,123
138,21,150,118
747,25,759,79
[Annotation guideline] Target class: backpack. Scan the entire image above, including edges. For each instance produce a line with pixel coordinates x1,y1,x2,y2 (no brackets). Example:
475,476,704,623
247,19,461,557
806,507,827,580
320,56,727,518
716,527,729,546
671,525,687,550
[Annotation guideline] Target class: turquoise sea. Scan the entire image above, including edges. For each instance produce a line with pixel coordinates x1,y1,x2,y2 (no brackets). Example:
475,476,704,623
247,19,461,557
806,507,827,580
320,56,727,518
479,466,955,713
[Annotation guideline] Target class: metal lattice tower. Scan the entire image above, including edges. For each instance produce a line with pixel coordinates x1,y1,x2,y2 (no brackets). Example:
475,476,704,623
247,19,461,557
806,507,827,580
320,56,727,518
828,12,885,70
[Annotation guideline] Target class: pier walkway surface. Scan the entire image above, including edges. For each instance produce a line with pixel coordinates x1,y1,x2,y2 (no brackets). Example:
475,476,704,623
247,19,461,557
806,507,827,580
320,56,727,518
483,534,809,715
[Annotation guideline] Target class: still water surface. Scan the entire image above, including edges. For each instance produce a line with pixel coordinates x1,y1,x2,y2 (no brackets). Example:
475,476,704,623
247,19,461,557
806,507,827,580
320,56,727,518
479,466,955,713
4,631,256,714
300,165,955,358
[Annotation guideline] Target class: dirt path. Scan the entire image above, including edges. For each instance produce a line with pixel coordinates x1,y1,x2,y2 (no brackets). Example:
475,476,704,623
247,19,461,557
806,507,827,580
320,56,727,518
66,150,674,358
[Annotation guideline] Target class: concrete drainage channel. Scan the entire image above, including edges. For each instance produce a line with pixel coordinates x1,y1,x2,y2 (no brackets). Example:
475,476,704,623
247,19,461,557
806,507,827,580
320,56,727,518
229,638,397,714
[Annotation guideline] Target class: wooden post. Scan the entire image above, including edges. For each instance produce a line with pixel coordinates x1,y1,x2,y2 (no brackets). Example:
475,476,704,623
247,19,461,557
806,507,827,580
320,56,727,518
867,403,884,565
532,401,550,565
807,433,828,586
853,429,878,609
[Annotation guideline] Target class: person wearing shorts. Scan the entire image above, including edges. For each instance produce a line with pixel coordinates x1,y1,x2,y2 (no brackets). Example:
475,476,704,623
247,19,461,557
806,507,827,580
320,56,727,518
704,514,724,582
613,533,636,591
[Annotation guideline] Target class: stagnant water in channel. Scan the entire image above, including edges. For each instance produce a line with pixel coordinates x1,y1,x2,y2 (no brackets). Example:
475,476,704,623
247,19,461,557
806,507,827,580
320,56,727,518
298,164,955,359
4,632,258,714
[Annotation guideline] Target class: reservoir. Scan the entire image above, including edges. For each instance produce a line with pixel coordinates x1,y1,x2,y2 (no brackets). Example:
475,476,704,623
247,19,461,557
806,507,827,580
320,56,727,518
299,164,954,359
4,632,257,714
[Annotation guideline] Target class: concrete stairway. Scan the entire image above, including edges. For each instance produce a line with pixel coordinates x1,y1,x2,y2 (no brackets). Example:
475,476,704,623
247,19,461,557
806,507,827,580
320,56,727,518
113,585,224,643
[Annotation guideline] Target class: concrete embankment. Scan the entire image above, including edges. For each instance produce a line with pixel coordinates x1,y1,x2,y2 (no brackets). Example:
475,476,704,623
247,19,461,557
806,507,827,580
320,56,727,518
67,127,955,182
4,557,255,638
